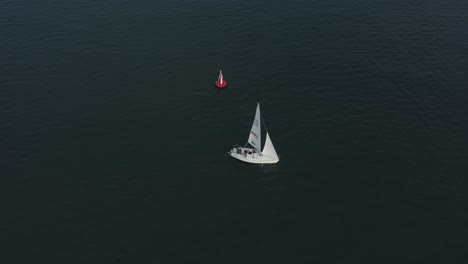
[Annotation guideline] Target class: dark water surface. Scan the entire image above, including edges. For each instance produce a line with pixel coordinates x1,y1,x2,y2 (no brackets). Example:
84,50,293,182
2,0,468,262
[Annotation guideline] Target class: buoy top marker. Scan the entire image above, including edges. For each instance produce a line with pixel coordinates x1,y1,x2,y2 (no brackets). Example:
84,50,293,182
215,70,227,88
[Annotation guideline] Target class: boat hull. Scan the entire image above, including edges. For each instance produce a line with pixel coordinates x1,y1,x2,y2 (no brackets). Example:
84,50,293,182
229,147,279,164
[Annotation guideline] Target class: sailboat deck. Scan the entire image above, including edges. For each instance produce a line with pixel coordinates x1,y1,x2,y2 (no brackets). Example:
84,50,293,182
229,147,279,164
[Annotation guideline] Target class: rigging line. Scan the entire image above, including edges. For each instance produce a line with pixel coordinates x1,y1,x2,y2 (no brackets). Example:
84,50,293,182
261,113,269,134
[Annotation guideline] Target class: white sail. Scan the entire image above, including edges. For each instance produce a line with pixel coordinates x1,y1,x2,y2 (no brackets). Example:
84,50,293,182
262,132,279,160
247,103,261,151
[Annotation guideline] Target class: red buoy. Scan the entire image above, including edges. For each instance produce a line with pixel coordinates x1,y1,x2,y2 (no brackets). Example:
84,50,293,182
215,70,227,88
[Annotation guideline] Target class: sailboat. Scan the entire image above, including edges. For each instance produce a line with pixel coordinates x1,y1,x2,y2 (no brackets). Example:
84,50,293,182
229,103,280,164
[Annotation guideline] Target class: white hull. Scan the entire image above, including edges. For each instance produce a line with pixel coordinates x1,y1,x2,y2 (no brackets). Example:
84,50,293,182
229,147,279,164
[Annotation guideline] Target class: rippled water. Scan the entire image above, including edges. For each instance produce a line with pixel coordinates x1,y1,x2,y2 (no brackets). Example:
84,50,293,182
2,0,468,262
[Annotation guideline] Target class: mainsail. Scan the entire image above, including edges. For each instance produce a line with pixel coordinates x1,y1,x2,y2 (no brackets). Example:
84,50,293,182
247,103,261,151
262,132,279,160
